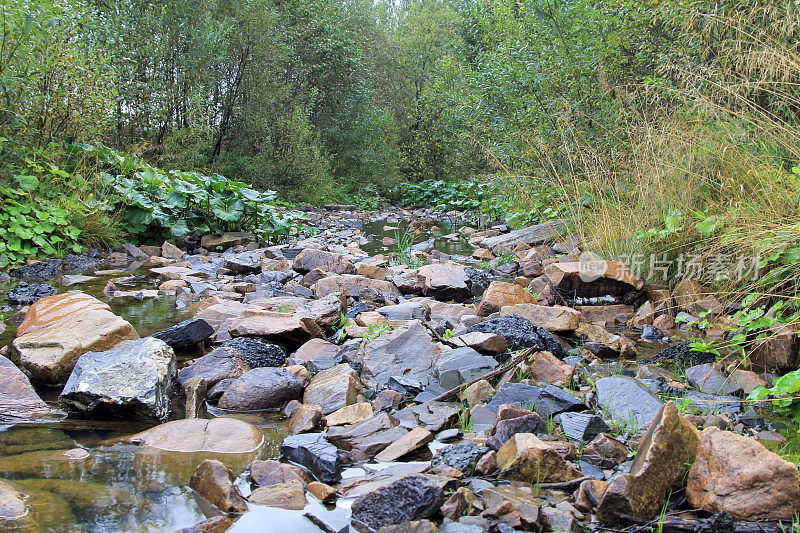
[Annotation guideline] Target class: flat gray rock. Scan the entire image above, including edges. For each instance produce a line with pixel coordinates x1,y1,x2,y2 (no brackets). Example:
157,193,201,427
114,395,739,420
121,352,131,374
595,376,664,429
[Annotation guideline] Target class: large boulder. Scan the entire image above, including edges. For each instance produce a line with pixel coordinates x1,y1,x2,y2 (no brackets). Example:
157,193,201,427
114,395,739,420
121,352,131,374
476,281,536,317
469,314,566,356
152,318,214,349
303,363,360,415
293,248,356,275
217,368,302,411
0,480,28,520
476,220,566,253
350,474,444,530
544,260,644,300
228,310,321,349
129,417,264,454
16,292,110,336
597,402,700,523
686,427,800,520
359,322,442,390
60,337,176,420
13,307,139,384
0,354,62,422
417,263,471,302
594,376,664,430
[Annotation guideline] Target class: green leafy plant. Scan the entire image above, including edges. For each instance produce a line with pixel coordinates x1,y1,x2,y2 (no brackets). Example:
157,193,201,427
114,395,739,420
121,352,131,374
392,227,422,269
748,369,800,428
688,340,721,358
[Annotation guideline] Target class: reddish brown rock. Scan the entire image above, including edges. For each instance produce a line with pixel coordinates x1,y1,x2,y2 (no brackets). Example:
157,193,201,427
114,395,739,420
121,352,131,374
477,281,536,317
189,459,248,513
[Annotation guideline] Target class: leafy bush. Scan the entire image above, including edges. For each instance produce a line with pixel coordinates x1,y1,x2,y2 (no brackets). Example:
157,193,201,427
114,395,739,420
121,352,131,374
390,179,492,212
748,369,800,428
81,143,302,244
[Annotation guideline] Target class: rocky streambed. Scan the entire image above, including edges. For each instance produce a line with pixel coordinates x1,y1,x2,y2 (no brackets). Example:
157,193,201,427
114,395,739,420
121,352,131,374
0,206,798,532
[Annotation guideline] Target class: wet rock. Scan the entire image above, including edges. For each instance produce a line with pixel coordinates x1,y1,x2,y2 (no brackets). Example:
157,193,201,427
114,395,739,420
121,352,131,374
174,515,233,533
293,248,356,275
584,433,628,467
221,337,287,368
0,354,62,422
417,263,472,302
500,304,581,332
325,402,373,427
351,474,444,530
177,347,249,389
287,404,323,435
476,281,536,316
496,433,583,482
228,310,321,349
540,506,577,533
432,441,488,474
482,485,540,529
360,322,442,390
183,376,207,419
189,459,247,513
250,459,311,487
7,282,59,305
686,363,740,396
651,341,716,367
129,418,264,454
9,259,63,281
152,318,214,349
559,413,609,443
469,314,567,356
60,337,175,420
314,274,401,305
395,401,460,432
327,412,408,457
303,363,360,415
594,376,664,429
686,426,800,520
597,402,700,522
434,347,498,389
375,427,434,462
218,367,302,411
441,487,477,520
161,241,184,260
248,480,306,509
13,303,139,384
280,432,341,484
0,480,28,520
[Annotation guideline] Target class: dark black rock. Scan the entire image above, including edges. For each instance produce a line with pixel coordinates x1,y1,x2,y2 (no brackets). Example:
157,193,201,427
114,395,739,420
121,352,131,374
577,460,605,480
464,267,491,297
559,412,610,442
486,382,542,412
469,314,567,357
152,318,214,349
534,384,586,417
222,337,287,368
432,441,488,473
650,341,716,366
10,259,62,280
63,253,101,274
207,378,236,401
350,474,444,530
641,324,664,341
217,367,302,410
7,282,58,305
388,376,425,397
280,432,341,484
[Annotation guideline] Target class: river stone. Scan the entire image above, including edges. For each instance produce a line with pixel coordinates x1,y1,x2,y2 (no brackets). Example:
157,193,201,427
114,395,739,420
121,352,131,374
452,331,507,354
417,263,471,302
152,318,214,349
229,310,321,348
222,250,263,274
395,401,461,432
287,404,323,435
595,376,664,430
130,417,264,453
295,292,347,329
0,354,62,422
351,474,445,530
544,260,644,299
59,337,175,420
375,427,434,462
476,220,565,253
280,432,342,484
0,480,28,520
686,363,740,396
290,338,340,366
597,402,700,523
189,459,248,513
218,367,302,411
469,314,567,356
17,292,110,337
14,308,139,384
175,516,233,533
431,441,488,474
433,347,498,390
686,427,800,520
500,304,581,332
7,282,58,306
496,433,583,483
327,412,409,457
325,402,374,427
248,480,307,510
221,337,287,368
250,459,311,487
476,281,536,316
314,274,402,305
360,322,442,390
303,363,360,415
177,347,249,388
293,248,356,275
559,412,610,443
10,258,63,281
